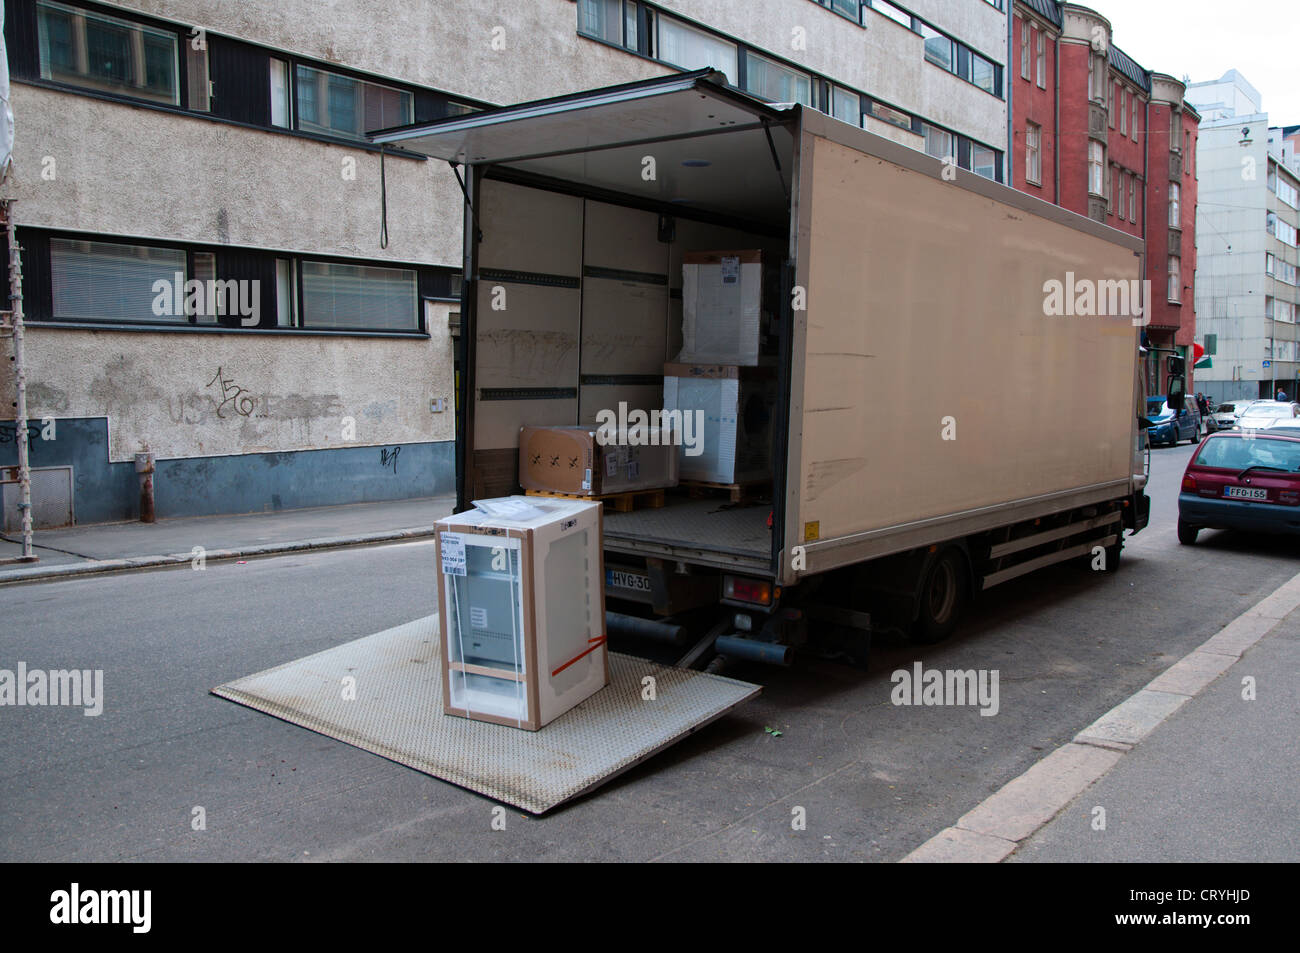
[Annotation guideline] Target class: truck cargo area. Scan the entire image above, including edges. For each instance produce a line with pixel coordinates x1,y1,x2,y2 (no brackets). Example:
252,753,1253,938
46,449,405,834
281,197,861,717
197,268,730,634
603,497,771,572
374,70,797,581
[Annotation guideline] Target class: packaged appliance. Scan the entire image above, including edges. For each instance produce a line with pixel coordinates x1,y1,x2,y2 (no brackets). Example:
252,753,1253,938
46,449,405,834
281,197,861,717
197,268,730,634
677,249,774,366
436,496,607,730
662,364,777,484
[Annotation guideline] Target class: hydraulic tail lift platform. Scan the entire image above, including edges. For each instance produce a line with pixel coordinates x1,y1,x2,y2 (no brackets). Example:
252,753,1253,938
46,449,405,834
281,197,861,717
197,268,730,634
213,614,759,814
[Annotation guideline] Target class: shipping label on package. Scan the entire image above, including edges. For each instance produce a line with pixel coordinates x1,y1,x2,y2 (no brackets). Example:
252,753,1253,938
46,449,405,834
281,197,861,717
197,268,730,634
720,255,740,285
440,533,467,576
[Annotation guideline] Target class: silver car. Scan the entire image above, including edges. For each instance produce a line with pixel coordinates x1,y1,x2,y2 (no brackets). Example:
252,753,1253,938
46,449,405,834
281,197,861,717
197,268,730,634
1233,400,1300,431
1208,399,1254,432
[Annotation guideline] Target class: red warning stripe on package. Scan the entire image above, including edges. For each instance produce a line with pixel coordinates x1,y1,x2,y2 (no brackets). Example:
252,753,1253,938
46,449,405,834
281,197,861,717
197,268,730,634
551,636,608,677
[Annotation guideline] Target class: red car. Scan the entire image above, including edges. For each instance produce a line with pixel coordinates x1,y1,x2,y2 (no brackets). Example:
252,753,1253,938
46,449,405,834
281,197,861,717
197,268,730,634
1178,432,1300,544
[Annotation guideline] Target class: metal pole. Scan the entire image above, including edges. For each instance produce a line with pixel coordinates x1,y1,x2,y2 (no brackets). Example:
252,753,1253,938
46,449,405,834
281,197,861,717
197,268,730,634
5,198,33,559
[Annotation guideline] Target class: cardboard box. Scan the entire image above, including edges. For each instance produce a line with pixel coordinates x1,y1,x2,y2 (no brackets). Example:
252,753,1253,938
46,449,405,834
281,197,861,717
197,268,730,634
677,249,772,366
518,425,679,496
663,364,777,484
436,496,607,731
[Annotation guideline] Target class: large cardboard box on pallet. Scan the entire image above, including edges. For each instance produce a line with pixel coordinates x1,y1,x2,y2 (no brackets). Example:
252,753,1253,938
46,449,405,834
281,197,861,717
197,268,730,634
436,496,607,731
677,249,774,366
663,364,777,485
518,425,679,496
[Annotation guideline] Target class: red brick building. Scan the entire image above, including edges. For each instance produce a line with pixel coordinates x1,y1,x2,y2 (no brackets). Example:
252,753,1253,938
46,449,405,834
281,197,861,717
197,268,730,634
1011,1,1199,394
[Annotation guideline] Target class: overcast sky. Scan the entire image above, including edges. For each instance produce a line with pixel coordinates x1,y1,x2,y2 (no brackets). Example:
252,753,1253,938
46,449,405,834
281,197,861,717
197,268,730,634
1090,0,1300,124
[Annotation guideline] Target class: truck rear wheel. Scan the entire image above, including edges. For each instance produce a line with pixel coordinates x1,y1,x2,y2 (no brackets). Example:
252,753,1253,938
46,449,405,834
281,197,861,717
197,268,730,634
910,549,967,645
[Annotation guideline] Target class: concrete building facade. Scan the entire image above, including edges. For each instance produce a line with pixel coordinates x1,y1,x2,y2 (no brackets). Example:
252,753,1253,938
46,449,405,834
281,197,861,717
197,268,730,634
1187,70,1300,403
3,0,1009,524
1009,0,1198,396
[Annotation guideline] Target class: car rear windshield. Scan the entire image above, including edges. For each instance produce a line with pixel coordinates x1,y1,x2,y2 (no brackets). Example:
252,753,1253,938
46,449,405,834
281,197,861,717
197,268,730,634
1194,436,1300,471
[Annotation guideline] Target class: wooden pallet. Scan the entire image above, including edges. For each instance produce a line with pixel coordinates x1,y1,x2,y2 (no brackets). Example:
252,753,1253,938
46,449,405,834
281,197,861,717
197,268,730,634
524,488,666,512
679,479,771,503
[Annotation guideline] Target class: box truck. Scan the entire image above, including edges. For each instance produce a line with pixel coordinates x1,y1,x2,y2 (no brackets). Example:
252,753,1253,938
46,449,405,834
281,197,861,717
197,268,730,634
373,69,1156,667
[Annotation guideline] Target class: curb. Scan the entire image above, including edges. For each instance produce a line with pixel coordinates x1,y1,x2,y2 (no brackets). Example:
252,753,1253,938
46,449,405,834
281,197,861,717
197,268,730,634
0,526,440,585
901,567,1300,863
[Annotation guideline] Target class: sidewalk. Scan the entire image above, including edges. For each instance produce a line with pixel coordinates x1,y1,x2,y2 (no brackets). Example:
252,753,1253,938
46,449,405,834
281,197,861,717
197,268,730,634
1008,606,1299,862
0,495,455,584
904,569,1300,863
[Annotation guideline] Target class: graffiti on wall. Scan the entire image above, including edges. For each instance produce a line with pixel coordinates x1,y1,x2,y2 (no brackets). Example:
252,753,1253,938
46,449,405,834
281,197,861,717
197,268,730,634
207,367,259,419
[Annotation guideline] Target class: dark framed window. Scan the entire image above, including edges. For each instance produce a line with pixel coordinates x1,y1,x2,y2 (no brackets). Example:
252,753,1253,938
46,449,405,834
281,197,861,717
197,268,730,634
869,99,913,131
811,0,861,23
50,237,188,323
743,49,812,105
658,12,739,85
299,260,420,332
866,0,912,29
830,86,862,126
273,63,414,140
10,0,482,143
34,0,181,104
577,0,625,44
19,228,436,333
920,24,954,72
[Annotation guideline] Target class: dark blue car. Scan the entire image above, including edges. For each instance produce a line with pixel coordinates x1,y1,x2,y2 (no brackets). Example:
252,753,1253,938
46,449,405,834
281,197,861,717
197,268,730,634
1145,396,1201,447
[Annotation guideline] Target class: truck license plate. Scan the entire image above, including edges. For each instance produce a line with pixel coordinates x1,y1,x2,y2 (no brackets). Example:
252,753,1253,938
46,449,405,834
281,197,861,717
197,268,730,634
607,569,652,592
1225,486,1268,500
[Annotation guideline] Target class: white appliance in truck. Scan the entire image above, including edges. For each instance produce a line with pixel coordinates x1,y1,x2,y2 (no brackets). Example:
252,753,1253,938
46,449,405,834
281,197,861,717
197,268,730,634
663,363,777,484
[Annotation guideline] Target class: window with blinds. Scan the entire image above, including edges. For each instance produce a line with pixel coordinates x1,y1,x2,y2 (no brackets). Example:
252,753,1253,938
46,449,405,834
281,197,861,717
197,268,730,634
659,18,739,87
743,51,812,106
300,261,418,331
49,238,185,323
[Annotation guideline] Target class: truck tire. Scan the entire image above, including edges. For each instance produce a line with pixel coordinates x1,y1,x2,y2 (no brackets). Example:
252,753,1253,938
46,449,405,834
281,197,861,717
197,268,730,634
1102,538,1122,572
1177,520,1198,545
910,549,967,645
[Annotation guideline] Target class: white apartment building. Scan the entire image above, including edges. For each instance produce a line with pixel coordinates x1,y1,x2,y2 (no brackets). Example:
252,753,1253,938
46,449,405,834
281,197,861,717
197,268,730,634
2,0,1009,523
1187,70,1300,402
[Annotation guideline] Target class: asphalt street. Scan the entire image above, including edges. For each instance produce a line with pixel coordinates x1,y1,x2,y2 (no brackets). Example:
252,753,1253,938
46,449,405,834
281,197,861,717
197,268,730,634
2,440,1296,862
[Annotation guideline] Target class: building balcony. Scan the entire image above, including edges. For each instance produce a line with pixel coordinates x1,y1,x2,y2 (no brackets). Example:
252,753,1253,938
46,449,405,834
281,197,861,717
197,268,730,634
1089,103,1109,142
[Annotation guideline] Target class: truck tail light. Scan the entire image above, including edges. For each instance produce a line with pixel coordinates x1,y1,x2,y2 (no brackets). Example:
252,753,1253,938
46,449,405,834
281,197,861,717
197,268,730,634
723,575,773,606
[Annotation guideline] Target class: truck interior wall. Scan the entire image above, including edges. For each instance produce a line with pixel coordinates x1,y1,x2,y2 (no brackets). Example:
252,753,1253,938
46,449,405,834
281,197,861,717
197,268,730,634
795,134,1140,555
471,176,786,508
